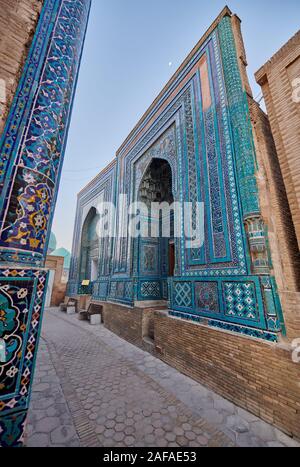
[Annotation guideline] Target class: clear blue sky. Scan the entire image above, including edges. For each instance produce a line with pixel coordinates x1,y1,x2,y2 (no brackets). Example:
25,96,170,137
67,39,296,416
52,0,300,251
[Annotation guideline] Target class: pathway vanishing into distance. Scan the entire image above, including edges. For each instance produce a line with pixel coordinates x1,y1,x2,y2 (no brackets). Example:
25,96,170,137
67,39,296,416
27,308,299,448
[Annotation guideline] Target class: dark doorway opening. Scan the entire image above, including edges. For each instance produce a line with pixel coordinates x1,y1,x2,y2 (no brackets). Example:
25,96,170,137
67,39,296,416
137,158,175,304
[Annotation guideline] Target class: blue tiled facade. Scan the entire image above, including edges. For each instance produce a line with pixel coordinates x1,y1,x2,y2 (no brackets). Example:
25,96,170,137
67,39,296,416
68,12,285,343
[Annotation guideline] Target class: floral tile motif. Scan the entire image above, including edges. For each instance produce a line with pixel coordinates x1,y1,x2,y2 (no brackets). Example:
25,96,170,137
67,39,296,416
0,0,91,263
195,282,219,313
0,410,27,448
0,269,48,416
0,0,91,447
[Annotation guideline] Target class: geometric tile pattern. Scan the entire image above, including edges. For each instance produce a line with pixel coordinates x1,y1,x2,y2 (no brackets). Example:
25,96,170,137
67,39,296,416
174,282,192,308
140,282,160,299
108,281,133,304
94,281,108,299
124,282,133,300
169,310,278,343
223,282,258,321
109,282,117,299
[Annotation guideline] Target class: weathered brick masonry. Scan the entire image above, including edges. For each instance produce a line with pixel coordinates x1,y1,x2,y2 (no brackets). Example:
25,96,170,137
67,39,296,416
249,99,300,340
153,310,300,440
0,0,43,134
102,302,144,348
99,301,300,440
256,31,300,250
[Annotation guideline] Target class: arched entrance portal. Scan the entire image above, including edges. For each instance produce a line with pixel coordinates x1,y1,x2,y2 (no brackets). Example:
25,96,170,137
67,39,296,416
136,158,175,303
79,207,100,286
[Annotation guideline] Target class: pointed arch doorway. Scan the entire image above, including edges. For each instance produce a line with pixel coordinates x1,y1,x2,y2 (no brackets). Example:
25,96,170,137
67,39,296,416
79,207,100,292
135,157,175,303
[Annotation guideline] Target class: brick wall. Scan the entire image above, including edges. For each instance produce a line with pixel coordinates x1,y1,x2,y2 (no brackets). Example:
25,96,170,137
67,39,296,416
98,302,300,440
0,0,43,135
154,311,300,440
256,31,300,249
249,99,299,291
249,98,300,339
281,292,300,342
101,302,144,348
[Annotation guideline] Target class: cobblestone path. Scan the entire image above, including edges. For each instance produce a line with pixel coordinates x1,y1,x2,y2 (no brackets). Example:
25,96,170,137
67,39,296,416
27,308,299,448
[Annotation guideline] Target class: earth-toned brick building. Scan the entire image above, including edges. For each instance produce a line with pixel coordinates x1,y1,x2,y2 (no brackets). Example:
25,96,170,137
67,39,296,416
68,7,300,439
256,31,300,250
255,33,300,340
0,0,43,135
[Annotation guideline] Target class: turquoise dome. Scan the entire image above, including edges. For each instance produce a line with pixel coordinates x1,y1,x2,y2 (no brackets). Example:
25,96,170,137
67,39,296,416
50,247,71,269
48,232,57,254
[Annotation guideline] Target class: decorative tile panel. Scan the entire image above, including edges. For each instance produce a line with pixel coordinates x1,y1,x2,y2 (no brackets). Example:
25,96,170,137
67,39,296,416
140,281,161,299
174,282,192,308
223,282,258,321
141,243,158,275
0,0,92,264
93,281,108,300
124,282,133,301
195,282,219,313
0,411,27,448
0,269,48,416
66,10,285,343
218,16,260,218
0,0,91,448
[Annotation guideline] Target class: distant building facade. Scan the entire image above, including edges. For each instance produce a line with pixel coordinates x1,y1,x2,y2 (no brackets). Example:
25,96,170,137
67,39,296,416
45,255,65,306
68,8,300,439
51,247,71,283
45,235,71,306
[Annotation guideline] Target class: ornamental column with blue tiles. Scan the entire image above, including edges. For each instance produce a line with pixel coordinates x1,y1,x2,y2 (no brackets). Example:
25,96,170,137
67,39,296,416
0,0,91,447
217,13,286,336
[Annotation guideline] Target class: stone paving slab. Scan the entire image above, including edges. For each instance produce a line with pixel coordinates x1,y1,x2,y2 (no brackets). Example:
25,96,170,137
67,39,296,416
26,340,81,447
27,308,300,448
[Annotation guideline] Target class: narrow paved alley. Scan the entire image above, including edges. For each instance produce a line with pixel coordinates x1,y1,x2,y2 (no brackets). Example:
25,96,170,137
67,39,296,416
26,309,299,448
